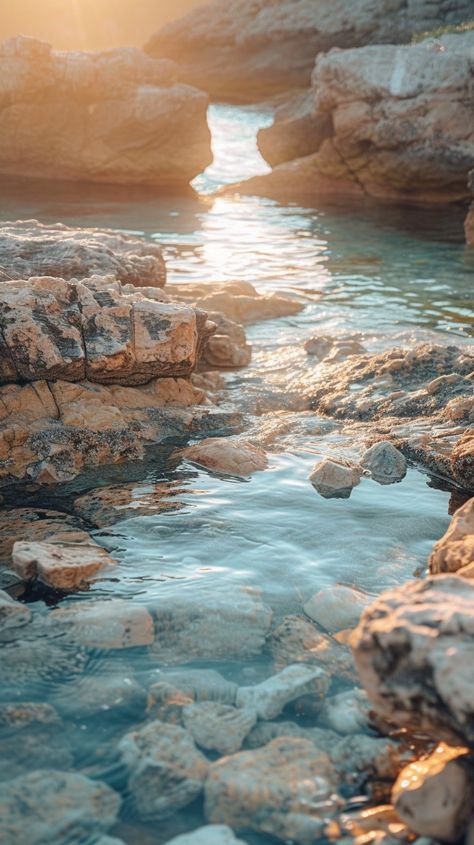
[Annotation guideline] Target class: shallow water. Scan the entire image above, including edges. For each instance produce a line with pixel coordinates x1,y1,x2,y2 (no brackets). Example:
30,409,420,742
1,104,473,843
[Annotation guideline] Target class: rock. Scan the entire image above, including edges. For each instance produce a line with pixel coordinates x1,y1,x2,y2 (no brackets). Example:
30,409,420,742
51,670,148,721
118,721,209,820
0,769,120,845
236,663,330,720
332,734,403,786
351,575,474,744
392,744,474,842
0,275,211,386
339,805,410,840
73,480,187,527
429,497,474,577
245,719,340,754
183,702,257,755
361,442,407,485
317,689,372,735
50,599,155,649
451,429,474,492
200,312,252,369
146,0,472,102
0,637,88,699
304,334,366,362
269,614,357,681
0,219,166,287
183,437,268,476
172,279,303,325
165,827,249,845
236,29,474,203
0,702,73,781
309,458,364,499
304,585,373,633
150,591,272,663
0,589,31,629
150,669,238,705
12,540,116,590
258,91,332,167
0,507,90,567
205,736,340,844
0,36,211,186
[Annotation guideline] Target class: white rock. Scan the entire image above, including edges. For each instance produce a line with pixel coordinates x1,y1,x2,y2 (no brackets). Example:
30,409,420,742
304,584,373,632
318,689,372,734
50,599,154,649
361,441,407,485
236,664,330,720
183,702,257,755
309,458,364,499
12,540,116,589
165,825,249,844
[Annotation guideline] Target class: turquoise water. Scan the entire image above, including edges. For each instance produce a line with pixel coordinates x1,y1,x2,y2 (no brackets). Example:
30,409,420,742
1,104,473,844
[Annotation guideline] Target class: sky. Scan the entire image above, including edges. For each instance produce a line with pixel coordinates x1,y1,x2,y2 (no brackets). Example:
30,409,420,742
0,0,202,50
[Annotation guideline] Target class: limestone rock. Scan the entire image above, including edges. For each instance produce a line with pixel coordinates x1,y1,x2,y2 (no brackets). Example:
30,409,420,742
361,442,407,485
183,437,268,476
351,575,474,744
269,614,357,681
205,736,340,844
304,585,373,633
0,589,31,629
165,827,249,845
429,497,474,577
12,540,116,590
309,458,364,499
0,769,120,845
146,0,472,102
258,91,332,167
304,334,366,362
50,599,155,649
200,312,252,369
0,219,166,287
118,721,209,820
392,744,474,842
172,279,303,325
0,507,90,567
236,664,330,720
0,36,211,186
183,701,257,754
150,591,272,663
317,689,372,735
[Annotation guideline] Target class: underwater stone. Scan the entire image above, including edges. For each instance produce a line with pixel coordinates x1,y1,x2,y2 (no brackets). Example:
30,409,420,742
0,702,73,781
51,669,148,721
269,614,357,681
236,663,330,720
303,584,373,633
50,599,155,649
317,688,372,734
150,669,238,705
361,441,407,485
183,702,257,755
0,589,31,629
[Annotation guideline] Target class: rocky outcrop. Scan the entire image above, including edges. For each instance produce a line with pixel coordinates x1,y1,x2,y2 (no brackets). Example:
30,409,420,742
236,30,474,204
0,35,212,186
0,220,166,287
258,91,332,167
351,575,474,744
145,0,473,102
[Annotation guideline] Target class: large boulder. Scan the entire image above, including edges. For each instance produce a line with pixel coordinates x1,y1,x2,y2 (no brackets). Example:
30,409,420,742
0,36,211,186
257,91,332,167
351,575,474,744
236,29,474,204
145,0,472,102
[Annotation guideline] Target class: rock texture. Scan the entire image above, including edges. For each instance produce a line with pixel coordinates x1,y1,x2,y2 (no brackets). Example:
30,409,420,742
236,30,474,204
11,539,116,590
0,220,166,287
145,0,472,102
0,36,211,186
309,458,364,499
351,575,474,744
235,664,330,719
258,91,332,167
429,496,474,577
303,585,373,633
183,701,257,754
183,437,268,476
466,169,474,244
361,441,407,485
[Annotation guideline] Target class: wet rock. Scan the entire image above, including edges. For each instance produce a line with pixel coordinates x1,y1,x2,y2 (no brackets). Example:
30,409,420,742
245,719,340,754
392,744,474,842
0,769,120,845
466,170,474,245
0,36,211,186
0,507,91,567
269,614,357,681
118,721,209,820
183,437,268,476
146,0,471,102
0,637,88,699
165,827,249,845
172,280,303,325
332,734,403,786
150,669,238,706
236,663,330,720
361,442,407,486
429,496,474,577
0,219,166,287
51,669,148,721
200,312,252,370
309,458,364,499
12,540,116,590
304,334,366,362
0,702,73,781
351,575,474,744
183,702,257,755
205,736,340,844
451,429,474,492
317,689,372,735
258,91,332,167
73,480,187,527
304,585,373,633
50,599,155,649
339,805,410,842
0,589,31,629
150,591,272,663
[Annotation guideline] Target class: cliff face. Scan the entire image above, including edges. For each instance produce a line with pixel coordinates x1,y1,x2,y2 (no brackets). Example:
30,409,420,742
145,0,473,102
0,36,212,187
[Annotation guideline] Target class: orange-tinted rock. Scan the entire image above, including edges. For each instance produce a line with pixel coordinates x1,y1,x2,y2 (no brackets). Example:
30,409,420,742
183,437,268,476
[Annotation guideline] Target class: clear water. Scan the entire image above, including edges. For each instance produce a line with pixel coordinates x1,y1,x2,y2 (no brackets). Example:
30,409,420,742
1,104,473,843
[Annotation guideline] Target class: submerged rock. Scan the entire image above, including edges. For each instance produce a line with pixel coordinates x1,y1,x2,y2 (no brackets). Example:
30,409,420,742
0,589,31,629
0,769,120,845
317,689,372,735
183,701,257,755
351,575,474,744
73,480,187,527
205,736,340,844
361,442,407,486
309,458,364,499
392,744,474,842
172,280,303,325
0,702,73,781
12,539,116,590
269,614,357,680
0,507,90,568
183,437,268,476
51,670,148,721
236,663,330,720
429,496,474,577
0,36,211,186
118,721,209,820
150,669,238,706
165,827,249,845
303,584,373,633
0,220,166,287
50,599,155,649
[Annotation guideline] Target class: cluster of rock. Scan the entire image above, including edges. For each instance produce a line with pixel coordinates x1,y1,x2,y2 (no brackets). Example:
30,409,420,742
0,35,212,186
